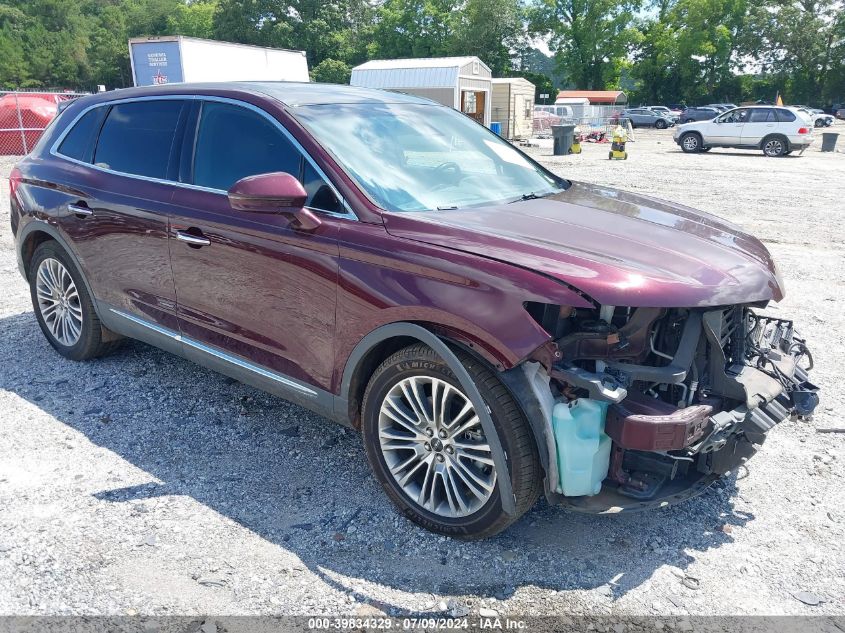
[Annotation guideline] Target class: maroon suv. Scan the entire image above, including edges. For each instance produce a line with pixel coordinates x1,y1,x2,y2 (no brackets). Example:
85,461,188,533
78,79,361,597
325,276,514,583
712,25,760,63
10,83,818,538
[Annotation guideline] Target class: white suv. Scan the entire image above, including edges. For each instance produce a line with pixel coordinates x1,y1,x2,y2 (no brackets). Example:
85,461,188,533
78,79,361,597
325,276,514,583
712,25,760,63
673,106,815,157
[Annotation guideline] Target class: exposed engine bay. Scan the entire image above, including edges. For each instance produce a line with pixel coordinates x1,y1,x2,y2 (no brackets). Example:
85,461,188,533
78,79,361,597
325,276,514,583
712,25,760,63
520,301,819,511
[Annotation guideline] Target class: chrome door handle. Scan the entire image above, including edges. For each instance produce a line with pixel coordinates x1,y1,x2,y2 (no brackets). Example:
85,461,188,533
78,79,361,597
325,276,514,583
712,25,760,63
176,231,211,247
67,203,92,217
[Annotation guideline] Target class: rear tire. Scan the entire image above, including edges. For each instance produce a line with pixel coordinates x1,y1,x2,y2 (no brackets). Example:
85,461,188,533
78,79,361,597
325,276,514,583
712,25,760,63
680,132,702,153
29,241,121,361
762,135,788,157
361,343,542,539
815,118,824,128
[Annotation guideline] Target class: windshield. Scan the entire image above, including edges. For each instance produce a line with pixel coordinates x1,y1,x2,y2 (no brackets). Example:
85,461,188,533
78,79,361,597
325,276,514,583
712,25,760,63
292,103,565,212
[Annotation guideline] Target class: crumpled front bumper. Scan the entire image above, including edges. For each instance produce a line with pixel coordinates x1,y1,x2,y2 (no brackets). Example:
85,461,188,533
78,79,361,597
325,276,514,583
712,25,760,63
557,311,819,514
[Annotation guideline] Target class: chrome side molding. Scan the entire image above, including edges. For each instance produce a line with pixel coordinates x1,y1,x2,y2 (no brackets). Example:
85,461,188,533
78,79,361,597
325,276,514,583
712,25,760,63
109,308,318,397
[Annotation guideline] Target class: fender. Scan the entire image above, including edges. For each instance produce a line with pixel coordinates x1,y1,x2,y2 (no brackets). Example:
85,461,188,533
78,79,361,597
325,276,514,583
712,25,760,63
15,219,102,318
338,322,517,515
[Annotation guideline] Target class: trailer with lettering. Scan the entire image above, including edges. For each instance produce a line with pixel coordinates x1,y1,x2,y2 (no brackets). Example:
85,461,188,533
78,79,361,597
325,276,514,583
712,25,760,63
129,36,309,87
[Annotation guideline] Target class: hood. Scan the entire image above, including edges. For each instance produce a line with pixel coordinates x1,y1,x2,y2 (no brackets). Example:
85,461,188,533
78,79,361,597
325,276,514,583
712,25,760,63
382,182,784,308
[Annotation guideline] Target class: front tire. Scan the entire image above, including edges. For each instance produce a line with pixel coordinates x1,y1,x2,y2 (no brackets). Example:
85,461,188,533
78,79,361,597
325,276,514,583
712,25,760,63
655,119,667,129
680,132,702,153
361,343,542,539
29,241,121,361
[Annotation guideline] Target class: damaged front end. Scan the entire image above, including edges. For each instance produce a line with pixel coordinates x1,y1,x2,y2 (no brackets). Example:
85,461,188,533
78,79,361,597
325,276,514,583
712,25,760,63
507,302,819,514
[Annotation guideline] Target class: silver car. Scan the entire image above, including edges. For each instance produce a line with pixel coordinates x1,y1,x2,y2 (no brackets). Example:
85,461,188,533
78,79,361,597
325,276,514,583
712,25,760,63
673,106,814,156
621,108,675,129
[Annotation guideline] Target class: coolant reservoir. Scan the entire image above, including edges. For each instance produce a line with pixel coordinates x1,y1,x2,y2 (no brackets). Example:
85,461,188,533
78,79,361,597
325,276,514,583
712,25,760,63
553,398,612,496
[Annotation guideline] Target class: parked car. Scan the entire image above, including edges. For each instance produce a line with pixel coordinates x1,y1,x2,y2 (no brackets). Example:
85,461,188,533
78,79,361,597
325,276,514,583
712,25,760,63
794,106,834,128
679,106,719,123
674,105,815,156
836,108,845,120
708,103,738,111
620,108,675,128
646,105,681,121
11,83,818,538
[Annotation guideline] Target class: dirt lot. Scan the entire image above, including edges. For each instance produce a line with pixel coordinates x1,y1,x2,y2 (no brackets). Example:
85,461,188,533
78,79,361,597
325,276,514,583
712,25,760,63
0,123,843,620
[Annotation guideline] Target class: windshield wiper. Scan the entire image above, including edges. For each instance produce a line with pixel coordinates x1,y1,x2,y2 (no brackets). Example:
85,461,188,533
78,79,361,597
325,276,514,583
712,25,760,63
508,191,550,204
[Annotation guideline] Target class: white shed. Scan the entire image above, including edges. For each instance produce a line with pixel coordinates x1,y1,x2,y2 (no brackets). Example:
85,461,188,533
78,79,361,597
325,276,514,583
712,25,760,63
350,56,493,127
491,77,535,140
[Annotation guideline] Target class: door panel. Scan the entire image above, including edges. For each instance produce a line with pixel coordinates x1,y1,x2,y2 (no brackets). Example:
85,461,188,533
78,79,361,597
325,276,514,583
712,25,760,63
58,174,179,330
168,189,341,391
742,108,777,146
49,98,189,330
709,109,748,145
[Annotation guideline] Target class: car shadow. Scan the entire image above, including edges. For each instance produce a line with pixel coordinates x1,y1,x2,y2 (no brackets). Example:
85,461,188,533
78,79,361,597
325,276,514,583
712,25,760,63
669,148,807,158
0,311,752,611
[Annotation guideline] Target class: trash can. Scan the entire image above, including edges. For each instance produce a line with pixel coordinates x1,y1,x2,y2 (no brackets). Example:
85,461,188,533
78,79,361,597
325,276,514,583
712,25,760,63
551,124,576,156
490,121,502,136
821,132,839,152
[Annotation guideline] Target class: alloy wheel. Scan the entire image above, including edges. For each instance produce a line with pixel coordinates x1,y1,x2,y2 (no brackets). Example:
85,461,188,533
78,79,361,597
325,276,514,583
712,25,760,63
764,138,784,156
682,135,699,151
35,257,83,346
377,376,496,518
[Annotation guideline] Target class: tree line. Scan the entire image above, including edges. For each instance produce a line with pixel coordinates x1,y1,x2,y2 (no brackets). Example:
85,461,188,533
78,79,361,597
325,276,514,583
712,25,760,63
0,0,842,106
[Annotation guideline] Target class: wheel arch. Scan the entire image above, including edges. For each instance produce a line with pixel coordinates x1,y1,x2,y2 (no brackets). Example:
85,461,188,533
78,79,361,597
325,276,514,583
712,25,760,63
20,228,56,277
17,223,100,316
760,133,790,152
339,321,510,429
338,321,519,515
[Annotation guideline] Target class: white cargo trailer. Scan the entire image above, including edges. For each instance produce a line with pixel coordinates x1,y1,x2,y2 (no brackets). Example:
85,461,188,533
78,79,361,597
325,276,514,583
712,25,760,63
129,36,309,86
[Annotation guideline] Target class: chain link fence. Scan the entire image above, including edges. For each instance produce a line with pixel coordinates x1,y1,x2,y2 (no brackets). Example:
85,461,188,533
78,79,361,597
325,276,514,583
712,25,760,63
0,91,88,156
533,104,628,138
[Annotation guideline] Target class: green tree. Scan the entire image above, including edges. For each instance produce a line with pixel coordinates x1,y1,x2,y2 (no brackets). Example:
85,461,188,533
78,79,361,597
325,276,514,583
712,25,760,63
311,57,351,83
531,0,642,89
450,0,526,75
370,0,455,59
744,0,845,104
630,0,750,104
214,0,373,67
168,0,218,38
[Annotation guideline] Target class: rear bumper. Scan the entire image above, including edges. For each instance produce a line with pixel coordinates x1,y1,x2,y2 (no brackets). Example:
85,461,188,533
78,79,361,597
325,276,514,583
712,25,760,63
790,135,815,149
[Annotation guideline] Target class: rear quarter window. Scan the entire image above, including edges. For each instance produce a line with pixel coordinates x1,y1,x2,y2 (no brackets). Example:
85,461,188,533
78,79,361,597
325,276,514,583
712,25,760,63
93,100,185,179
776,109,797,122
57,107,108,163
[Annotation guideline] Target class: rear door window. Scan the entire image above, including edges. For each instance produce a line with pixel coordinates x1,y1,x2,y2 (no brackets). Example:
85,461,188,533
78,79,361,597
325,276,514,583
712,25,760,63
192,101,301,191
93,100,185,179
57,106,108,163
749,108,776,123
775,109,797,122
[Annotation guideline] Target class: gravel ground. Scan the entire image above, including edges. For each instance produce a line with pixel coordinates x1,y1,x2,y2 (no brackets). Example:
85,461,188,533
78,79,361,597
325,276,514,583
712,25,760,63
0,123,843,620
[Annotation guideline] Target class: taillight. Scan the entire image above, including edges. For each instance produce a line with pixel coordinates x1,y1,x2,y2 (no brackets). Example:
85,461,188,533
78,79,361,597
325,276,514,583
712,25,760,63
798,127,809,134
8,167,21,201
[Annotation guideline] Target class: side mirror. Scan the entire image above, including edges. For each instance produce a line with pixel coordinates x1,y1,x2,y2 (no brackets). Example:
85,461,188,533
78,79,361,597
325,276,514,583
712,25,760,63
228,172,321,230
